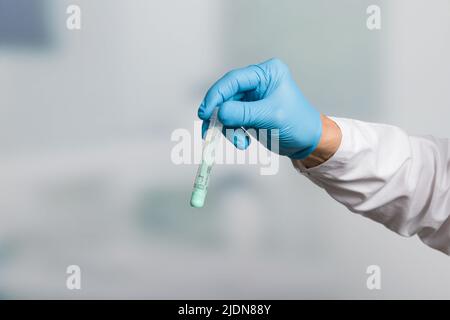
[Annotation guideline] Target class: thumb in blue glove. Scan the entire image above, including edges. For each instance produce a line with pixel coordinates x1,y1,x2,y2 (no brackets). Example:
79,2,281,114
198,58,322,159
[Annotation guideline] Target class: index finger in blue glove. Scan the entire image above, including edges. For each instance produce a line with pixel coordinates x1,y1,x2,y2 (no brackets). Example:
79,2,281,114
198,65,267,121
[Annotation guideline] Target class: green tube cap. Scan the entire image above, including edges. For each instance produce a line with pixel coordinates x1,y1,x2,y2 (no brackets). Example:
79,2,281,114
190,189,207,208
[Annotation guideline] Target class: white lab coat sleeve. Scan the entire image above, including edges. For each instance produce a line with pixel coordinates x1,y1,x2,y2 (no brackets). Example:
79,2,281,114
294,117,450,255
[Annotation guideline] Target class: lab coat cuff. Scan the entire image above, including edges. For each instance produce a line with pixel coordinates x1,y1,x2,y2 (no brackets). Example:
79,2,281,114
292,117,354,178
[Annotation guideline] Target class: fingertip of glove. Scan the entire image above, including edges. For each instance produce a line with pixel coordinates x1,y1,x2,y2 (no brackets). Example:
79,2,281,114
233,133,250,150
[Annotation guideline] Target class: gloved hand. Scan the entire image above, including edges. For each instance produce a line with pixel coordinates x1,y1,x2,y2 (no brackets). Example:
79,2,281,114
198,58,323,159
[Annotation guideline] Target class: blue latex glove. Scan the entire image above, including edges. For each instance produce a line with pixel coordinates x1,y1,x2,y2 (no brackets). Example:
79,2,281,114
198,58,322,159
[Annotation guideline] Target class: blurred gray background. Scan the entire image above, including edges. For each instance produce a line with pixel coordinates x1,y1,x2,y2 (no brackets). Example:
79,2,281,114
1,0,450,299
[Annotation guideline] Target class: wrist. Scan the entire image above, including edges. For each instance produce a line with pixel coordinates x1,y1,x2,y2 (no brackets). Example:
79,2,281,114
299,115,342,168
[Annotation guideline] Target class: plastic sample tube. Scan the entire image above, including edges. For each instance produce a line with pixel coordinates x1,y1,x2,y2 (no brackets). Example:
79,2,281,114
190,107,223,208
